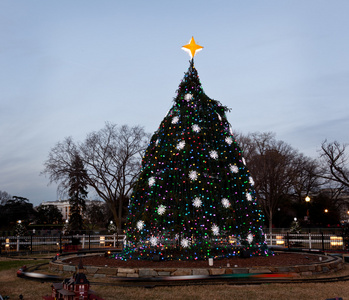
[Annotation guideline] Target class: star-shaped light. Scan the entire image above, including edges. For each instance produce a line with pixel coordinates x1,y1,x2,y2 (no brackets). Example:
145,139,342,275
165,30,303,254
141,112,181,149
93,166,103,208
148,176,156,187
157,204,166,215
182,36,203,58
177,140,186,150
172,116,179,124
211,224,220,236
225,136,233,145
209,150,218,160
192,197,202,208
247,233,254,244
181,238,190,248
189,170,198,181
136,220,144,230
192,124,201,133
221,198,231,208
184,93,193,101
229,164,239,174
149,236,158,246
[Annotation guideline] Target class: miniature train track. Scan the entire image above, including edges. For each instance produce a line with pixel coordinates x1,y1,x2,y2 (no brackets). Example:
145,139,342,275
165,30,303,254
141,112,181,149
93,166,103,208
18,261,349,287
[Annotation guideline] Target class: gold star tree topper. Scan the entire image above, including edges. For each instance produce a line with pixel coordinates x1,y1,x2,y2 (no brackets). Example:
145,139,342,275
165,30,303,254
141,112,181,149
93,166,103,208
182,36,203,59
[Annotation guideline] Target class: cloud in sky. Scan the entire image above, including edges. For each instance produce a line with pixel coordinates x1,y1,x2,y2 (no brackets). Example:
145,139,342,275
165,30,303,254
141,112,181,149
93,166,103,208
1,0,349,206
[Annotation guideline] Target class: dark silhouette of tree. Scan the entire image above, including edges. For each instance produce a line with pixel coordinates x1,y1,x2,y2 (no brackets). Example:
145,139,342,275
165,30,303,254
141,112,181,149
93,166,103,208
42,123,149,234
234,132,320,234
67,154,88,232
0,196,35,229
35,205,63,224
320,140,349,188
0,190,12,205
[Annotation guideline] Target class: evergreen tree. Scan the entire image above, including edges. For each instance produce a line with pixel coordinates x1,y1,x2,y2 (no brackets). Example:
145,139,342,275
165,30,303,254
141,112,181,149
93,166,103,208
123,48,268,260
68,154,88,232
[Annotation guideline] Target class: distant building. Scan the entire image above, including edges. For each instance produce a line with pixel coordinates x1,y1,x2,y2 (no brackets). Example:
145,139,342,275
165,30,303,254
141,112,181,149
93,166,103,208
40,200,104,220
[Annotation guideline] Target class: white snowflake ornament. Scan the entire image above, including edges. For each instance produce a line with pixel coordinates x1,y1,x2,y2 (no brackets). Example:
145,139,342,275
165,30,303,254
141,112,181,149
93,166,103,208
229,126,234,135
157,205,166,215
148,176,156,187
209,150,218,160
149,236,158,246
211,224,220,236
246,193,253,201
192,124,201,133
189,170,198,181
216,112,222,121
221,198,231,208
184,93,193,101
249,176,255,186
225,136,233,145
136,220,145,231
180,238,190,248
229,164,239,174
177,140,186,150
192,197,202,208
242,158,246,165
172,116,179,124
247,233,254,244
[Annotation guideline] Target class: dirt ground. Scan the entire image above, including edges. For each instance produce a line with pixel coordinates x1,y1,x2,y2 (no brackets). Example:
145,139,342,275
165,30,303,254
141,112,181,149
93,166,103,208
65,252,326,268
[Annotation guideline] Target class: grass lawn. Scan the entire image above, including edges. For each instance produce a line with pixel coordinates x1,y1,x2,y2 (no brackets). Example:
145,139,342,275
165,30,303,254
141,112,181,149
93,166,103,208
1,256,349,300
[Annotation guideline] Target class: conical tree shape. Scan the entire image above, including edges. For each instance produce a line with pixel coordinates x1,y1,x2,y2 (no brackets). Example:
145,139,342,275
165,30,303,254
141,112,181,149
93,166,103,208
123,60,268,261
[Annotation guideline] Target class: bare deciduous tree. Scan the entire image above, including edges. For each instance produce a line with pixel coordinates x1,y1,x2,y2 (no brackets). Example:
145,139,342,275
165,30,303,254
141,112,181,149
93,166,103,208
0,190,12,205
42,123,150,233
320,140,349,188
235,132,314,235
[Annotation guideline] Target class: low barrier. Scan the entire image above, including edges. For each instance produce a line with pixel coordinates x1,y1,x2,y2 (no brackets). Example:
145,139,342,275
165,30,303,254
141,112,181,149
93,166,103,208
0,234,124,255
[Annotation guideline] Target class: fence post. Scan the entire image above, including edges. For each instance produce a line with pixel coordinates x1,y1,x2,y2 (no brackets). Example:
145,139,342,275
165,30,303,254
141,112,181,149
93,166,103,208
17,236,20,252
59,233,62,254
286,232,290,249
308,232,312,250
88,233,91,251
82,234,85,249
113,234,116,248
321,232,324,252
30,234,33,254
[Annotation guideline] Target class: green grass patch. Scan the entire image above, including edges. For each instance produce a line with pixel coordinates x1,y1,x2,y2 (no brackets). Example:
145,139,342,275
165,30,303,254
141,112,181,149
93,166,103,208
0,259,49,271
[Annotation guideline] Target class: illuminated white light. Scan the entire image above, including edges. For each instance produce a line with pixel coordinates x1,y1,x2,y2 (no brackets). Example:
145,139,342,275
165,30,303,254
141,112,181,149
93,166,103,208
192,197,202,208
209,150,218,160
189,170,198,181
177,140,186,150
172,116,179,124
137,220,144,230
212,224,220,235
225,136,233,145
247,233,253,244
184,93,193,101
221,198,231,208
246,193,252,201
229,164,239,173
149,236,158,246
148,177,156,187
192,124,201,133
157,205,166,215
181,238,190,248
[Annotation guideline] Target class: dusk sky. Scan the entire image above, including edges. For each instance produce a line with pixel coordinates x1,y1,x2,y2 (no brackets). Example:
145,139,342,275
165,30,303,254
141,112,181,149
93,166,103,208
1,0,348,206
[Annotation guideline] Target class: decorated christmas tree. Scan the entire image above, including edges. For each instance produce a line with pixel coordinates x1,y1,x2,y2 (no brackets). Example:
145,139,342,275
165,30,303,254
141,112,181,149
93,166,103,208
121,37,269,261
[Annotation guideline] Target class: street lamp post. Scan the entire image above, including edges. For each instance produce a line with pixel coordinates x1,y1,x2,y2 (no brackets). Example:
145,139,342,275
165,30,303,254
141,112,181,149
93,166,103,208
305,196,311,232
